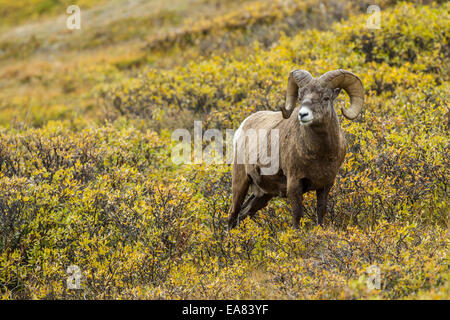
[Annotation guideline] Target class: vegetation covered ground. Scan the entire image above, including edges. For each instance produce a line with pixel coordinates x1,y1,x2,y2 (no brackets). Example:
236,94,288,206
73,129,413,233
0,0,448,299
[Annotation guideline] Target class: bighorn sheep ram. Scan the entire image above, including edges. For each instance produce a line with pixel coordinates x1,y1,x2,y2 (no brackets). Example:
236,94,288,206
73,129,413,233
228,69,364,229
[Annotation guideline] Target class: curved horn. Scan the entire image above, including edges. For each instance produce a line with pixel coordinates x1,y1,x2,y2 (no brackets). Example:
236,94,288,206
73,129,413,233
281,69,313,119
318,69,364,120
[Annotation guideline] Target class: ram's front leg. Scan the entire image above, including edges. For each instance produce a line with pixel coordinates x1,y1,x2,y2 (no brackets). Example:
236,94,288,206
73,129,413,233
316,184,332,226
287,180,304,229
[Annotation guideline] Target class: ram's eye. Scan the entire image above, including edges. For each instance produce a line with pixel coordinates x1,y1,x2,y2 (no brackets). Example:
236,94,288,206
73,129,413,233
323,96,330,102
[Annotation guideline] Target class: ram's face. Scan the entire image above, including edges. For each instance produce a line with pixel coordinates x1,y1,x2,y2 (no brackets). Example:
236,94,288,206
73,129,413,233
297,83,340,126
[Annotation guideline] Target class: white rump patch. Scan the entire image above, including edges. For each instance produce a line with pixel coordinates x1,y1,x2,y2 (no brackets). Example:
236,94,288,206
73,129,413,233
233,116,250,150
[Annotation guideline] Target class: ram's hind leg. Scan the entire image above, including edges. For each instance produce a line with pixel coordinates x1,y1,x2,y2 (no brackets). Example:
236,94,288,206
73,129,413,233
228,164,250,230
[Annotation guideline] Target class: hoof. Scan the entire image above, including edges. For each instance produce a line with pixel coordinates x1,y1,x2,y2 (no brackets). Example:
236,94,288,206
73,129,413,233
227,217,238,230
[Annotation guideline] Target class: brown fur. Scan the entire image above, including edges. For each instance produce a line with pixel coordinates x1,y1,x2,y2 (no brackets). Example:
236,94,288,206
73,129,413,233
228,80,349,229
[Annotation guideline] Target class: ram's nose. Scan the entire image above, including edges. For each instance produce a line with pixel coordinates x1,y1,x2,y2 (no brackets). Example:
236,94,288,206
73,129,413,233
299,110,309,119
298,107,313,124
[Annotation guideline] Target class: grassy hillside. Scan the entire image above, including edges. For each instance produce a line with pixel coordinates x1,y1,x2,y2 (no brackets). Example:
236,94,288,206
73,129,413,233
0,0,448,299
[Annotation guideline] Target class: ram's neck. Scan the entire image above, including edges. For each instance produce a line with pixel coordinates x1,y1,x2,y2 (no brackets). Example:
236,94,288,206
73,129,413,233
295,114,343,160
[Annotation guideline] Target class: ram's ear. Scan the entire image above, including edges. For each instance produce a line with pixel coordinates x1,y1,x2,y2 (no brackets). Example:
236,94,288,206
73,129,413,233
332,88,342,99
282,70,313,119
